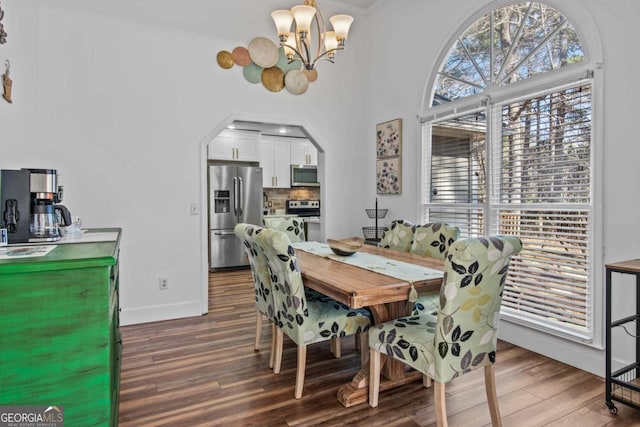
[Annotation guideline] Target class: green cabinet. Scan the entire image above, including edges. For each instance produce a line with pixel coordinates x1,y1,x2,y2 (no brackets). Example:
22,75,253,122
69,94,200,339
0,229,122,426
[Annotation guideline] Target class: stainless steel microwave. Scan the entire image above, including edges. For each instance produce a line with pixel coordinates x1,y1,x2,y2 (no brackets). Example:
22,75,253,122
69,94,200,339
291,165,319,187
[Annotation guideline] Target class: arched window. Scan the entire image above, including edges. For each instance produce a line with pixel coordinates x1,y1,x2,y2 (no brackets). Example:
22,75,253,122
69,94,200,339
432,2,584,104
421,2,596,342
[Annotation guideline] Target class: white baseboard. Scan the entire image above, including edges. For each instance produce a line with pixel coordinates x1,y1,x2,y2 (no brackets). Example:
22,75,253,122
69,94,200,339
499,321,605,377
119,300,204,326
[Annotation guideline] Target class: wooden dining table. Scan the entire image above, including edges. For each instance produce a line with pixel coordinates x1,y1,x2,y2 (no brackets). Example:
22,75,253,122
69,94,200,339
295,243,444,407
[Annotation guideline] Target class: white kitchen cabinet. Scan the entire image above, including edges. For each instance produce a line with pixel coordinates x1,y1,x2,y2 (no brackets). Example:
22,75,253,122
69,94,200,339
208,130,260,161
290,140,318,166
260,136,291,188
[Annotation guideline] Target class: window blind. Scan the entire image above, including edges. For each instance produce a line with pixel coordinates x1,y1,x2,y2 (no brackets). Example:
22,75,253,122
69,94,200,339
425,112,487,238
496,83,592,339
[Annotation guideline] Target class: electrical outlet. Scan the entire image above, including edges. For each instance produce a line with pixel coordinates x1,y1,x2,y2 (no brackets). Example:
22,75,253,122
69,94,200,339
159,277,169,290
189,202,199,215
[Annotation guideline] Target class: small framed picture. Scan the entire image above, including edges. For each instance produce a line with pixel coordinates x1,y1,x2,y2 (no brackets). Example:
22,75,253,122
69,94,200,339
377,157,402,194
0,228,8,246
376,118,402,158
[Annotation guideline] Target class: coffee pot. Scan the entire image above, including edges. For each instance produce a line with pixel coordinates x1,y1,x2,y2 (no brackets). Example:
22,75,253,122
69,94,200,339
0,168,73,243
30,204,60,239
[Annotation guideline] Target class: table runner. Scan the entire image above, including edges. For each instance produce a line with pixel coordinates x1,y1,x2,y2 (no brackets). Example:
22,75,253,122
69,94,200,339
292,241,443,285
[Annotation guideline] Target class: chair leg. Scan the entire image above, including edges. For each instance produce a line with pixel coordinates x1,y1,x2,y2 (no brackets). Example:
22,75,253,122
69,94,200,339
360,331,368,367
369,348,381,407
330,337,342,358
254,310,263,351
273,327,284,374
295,344,307,399
434,380,448,427
422,374,432,388
484,364,502,427
268,323,276,369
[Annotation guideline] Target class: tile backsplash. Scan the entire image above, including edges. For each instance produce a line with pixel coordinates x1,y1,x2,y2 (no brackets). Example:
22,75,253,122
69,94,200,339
264,188,320,212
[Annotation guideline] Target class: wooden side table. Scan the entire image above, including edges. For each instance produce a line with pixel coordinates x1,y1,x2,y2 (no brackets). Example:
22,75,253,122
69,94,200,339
605,259,640,414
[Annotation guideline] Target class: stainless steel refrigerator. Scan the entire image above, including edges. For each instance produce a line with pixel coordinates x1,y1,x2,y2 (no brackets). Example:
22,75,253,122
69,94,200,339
209,165,263,270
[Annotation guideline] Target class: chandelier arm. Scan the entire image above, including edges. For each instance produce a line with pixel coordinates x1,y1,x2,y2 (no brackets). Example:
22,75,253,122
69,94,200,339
311,57,335,68
300,36,313,70
313,5,326,65
310,46,344,66
284,44,306,65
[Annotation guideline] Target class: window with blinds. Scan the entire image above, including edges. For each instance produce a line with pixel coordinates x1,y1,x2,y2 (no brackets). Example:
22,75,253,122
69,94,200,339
423,82,593,340
422,2,594,341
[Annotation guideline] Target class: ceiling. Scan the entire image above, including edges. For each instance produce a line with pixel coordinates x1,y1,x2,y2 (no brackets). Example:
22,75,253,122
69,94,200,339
337,0,379,11
227,120,309,139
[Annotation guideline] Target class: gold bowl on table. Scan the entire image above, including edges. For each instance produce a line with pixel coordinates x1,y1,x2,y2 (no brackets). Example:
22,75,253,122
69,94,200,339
327,237,364,256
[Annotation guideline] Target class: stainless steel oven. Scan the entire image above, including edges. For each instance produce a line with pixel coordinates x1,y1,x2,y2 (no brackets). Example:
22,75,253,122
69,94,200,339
291,165,319,187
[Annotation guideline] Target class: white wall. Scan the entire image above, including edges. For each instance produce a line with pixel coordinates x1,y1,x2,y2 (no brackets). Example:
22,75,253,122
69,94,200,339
1,0,368,325
0,1,38,156
3,0,639,377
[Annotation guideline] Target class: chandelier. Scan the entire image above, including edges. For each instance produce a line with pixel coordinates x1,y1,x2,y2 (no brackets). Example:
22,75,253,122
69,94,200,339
215,1,353,95
271,1,353,72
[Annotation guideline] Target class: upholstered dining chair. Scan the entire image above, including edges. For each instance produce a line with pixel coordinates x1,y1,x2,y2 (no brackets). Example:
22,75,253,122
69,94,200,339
369,236,523,427
256,227,372,399
234,223,276,364
410,223,460,258
410,223,461,315
379,219,415,251
264,216,306,242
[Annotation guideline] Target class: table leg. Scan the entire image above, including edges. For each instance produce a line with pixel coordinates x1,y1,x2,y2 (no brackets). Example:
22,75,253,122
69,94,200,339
336,301,423,407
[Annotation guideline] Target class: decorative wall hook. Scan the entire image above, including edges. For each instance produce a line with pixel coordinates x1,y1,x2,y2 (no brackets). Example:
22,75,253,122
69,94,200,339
2,60,12,103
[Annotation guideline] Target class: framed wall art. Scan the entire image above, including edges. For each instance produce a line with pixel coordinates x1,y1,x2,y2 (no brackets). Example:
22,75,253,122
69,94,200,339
376,118,402,194
376,118,402,158
376,157,402,195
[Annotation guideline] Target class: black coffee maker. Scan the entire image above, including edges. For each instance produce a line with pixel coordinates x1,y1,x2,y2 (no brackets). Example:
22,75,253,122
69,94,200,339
0,168,72,243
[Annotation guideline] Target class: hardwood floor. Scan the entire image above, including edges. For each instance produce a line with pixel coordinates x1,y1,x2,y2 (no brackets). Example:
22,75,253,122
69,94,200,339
118,269,639,426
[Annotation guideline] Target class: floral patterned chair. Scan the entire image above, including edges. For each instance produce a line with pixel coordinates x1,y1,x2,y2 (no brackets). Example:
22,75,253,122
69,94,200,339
410,223,461,316
369,236,523,427
256,227,372,399
379,220,415,251
410,223,460,258
263,216,306,242
234,223,276,365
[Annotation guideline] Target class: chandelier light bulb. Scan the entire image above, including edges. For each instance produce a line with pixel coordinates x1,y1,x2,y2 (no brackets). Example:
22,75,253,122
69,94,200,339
283,32,297,59
271,10,294,40
329,14,353,44
291,5,316,36
324,31,338,59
